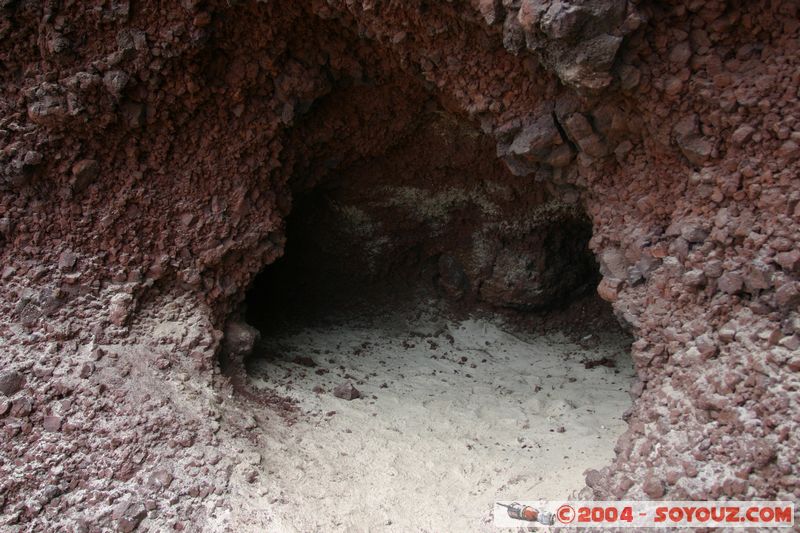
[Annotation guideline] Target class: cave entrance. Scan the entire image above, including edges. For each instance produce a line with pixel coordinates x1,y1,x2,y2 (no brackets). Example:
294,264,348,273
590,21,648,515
237,80,634,528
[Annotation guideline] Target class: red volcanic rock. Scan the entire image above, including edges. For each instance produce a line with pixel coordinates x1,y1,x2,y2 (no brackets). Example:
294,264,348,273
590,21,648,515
0,0,797,529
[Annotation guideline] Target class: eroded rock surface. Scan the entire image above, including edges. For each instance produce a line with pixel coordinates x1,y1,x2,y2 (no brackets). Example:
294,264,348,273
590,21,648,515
0,0,798,529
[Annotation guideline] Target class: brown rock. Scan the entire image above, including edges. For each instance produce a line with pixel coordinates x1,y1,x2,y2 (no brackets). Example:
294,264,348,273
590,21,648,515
717,272,743,294
743,260,772,292
730,125,754,146
71,159,99,191
669,42,692,66
597,277,621,302
618,64,640,90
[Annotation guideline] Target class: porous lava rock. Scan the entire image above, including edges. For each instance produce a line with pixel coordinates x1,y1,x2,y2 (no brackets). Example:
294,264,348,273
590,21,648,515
0,0,798,529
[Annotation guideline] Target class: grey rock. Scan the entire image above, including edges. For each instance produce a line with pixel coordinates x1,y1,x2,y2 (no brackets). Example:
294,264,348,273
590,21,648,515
103,70,129,97
509,115,561,162
0,370,25,397
114,501,147,533
333,382,361,401
683,269,706,288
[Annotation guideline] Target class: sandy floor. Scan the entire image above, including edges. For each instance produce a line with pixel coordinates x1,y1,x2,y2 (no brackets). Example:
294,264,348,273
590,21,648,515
232,305,633,532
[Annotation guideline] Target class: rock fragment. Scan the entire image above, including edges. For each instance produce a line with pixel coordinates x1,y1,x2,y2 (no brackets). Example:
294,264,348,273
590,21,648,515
333,382,361,400
643,476,665,498
0,370,25,397
71,159,99,191
114,501,147,533
43,415,62,432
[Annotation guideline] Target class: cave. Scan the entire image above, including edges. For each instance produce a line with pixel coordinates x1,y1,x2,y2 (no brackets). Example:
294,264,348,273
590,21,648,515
2,0,799,531
232,78,636,527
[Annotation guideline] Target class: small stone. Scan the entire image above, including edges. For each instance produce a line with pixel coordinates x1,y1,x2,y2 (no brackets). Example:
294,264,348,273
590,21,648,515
193,12,212,27
683,269,706,288
0,370,25,396
678,136,713,166
333,382,361,401
103,70,129,97
9,396,31,417
718,326,736,343
597,277,622,302
779,335,800,351
43,415,62,432
79,362,95,378
680,224,709,243
509,115,561,162
669,41,692,66
618,65,640,91
71,159,99,192
703,259,723,278
643,476,665,498
695,335,717,358
58,251,77,272
673,115,713,165
109,293,134,326
775,250,800,272
23,150,43,166
776,140,799,160
731,125,754,146
717,272,743,294
744,260,773,292
477,0,501,24
148,469,173,490
115,501,147,533
775,283,800,310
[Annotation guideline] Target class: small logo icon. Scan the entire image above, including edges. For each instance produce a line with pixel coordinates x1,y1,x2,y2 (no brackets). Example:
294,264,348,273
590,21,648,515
557,504,576,524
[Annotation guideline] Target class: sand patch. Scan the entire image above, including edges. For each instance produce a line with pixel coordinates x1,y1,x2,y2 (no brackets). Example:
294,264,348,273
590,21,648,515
229,306,633,532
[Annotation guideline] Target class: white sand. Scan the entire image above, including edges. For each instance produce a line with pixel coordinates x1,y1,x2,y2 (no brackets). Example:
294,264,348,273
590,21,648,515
224,306,633,532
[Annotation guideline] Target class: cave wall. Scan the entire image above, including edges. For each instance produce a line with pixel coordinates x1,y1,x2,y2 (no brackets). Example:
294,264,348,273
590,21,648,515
272,78,594,312
1,0,799,528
